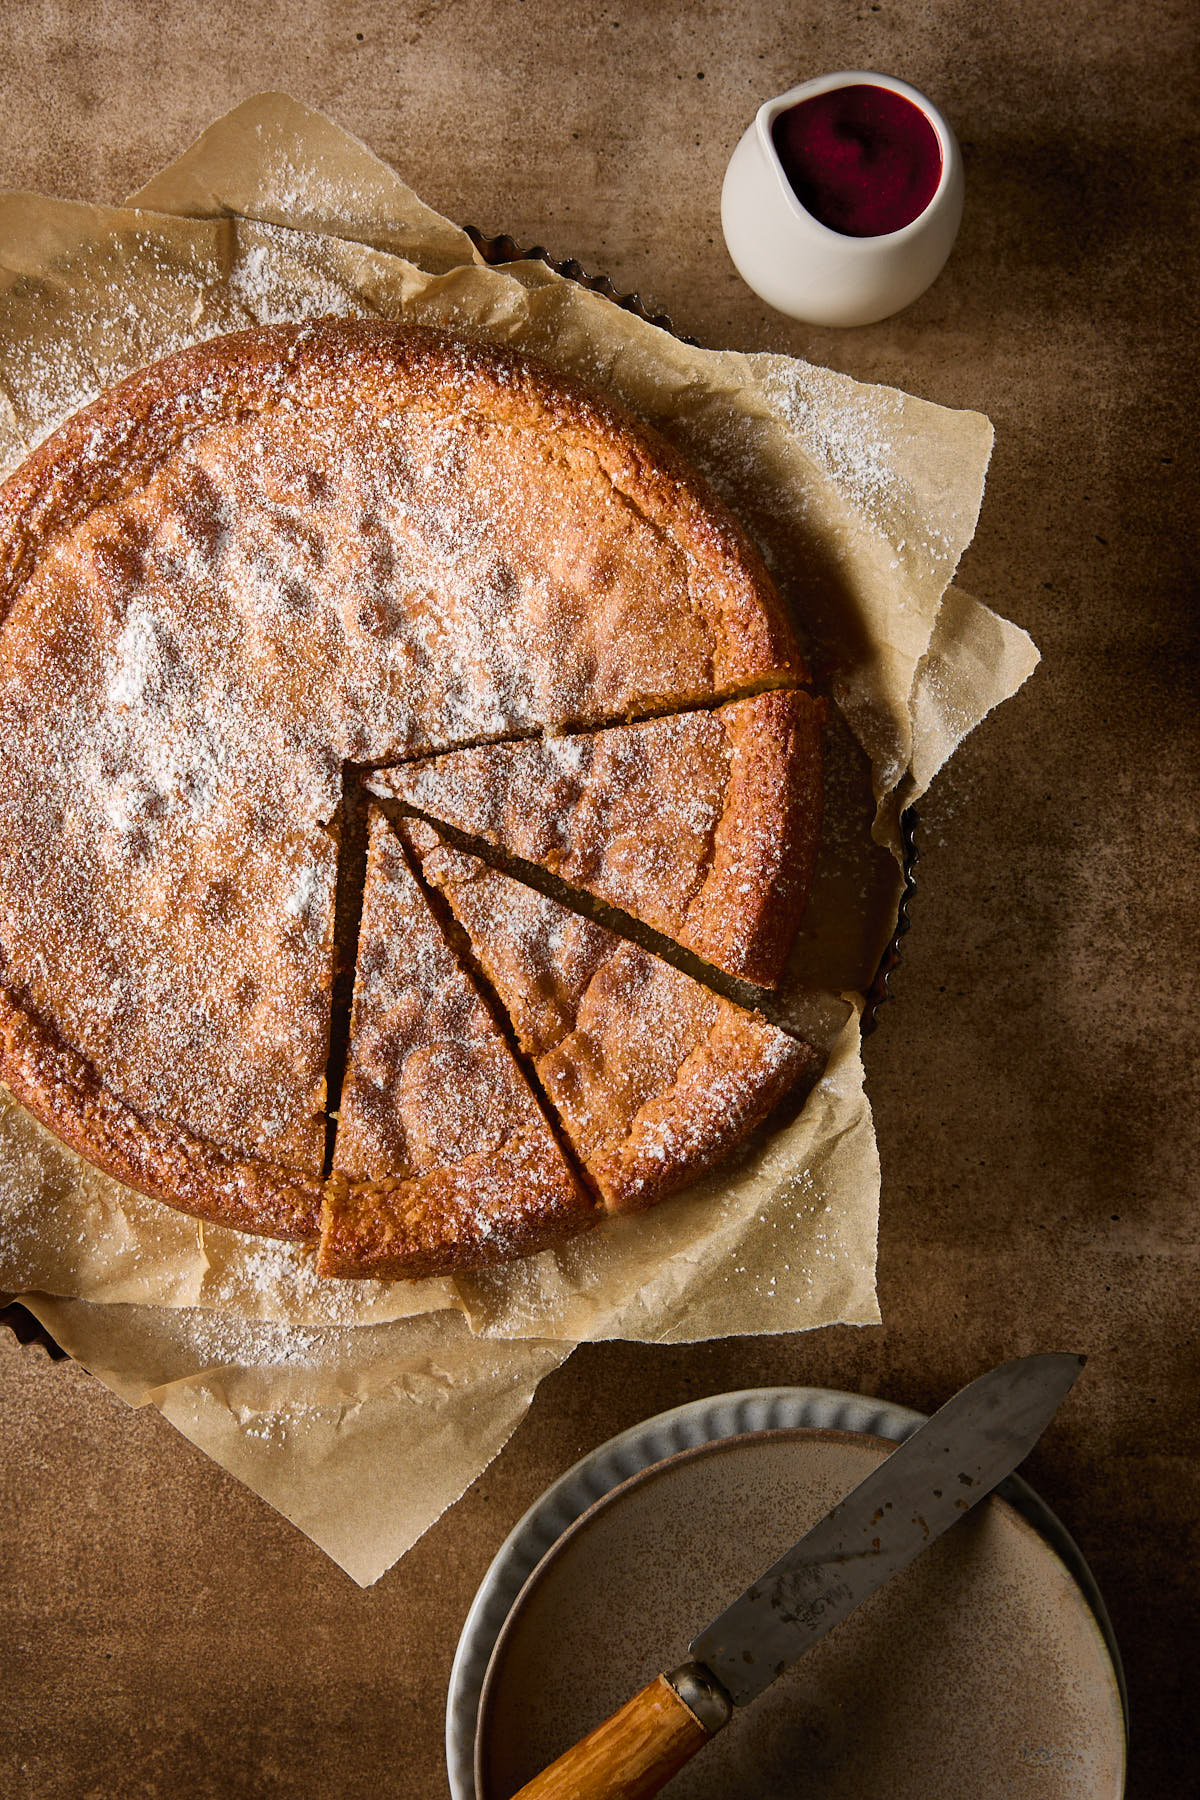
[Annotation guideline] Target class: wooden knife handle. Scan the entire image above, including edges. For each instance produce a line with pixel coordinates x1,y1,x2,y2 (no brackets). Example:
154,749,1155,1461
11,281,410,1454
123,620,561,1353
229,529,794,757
508,1665,731,1800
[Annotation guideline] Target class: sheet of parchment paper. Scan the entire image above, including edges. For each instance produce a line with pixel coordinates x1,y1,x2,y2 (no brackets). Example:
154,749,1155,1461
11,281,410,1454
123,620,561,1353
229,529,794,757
0,97,1038,1574
18,1290,567,1586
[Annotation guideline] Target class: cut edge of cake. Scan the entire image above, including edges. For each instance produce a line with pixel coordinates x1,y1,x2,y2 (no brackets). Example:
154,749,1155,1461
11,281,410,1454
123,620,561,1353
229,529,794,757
318,809,597,1280
370,689,824,990
400,819,816,1216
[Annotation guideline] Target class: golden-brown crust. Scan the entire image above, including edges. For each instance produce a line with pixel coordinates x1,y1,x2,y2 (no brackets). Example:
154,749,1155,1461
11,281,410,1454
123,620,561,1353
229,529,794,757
696,689,826,986
374,689,824,988
405,827,812,1216
0,984,322,1242
0,320,811,1264
318,1140,595,1282
322,811,595,1277
567,1004,815,1214
0,320,804,685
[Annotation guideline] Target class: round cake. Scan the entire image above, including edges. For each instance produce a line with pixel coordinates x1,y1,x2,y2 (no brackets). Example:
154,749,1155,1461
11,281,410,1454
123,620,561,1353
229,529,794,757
0,320,823,1279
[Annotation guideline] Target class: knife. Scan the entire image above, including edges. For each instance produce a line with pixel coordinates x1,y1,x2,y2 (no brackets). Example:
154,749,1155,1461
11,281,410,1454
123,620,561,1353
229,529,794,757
504,1352,1084,1800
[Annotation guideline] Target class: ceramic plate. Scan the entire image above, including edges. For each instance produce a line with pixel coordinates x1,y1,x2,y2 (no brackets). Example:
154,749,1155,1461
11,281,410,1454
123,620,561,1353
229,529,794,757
447,1387,1125,1799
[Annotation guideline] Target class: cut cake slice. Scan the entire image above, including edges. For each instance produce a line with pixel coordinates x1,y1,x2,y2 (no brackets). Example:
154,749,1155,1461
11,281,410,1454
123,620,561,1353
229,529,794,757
403,821,814,1214
370,690,823,989
321,810,595,1279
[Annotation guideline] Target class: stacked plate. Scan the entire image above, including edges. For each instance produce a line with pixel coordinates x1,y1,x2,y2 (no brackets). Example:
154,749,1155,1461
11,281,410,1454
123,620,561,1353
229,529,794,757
448,1387,1127,1800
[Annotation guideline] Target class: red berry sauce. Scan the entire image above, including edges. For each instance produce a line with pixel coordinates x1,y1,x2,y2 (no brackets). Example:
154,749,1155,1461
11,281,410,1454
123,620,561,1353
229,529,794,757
771,84,943,238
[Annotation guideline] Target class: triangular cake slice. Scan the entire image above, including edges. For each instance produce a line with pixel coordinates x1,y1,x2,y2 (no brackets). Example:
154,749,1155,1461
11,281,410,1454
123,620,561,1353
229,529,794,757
320,810,595,1279
370,690,823,989
403,821,814,1214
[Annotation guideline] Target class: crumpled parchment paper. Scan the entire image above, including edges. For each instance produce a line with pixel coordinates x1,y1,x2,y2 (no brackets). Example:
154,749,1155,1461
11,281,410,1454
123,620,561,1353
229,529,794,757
0,95,1037,1579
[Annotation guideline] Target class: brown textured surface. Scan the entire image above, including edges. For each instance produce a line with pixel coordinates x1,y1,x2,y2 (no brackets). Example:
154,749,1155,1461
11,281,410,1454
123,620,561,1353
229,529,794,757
0,3,1195,1798
374,690,825,988
408,825,811,1211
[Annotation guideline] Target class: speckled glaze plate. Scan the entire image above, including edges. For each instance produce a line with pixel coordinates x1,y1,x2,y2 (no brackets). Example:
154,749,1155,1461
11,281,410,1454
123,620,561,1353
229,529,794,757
447,1387,1126,1800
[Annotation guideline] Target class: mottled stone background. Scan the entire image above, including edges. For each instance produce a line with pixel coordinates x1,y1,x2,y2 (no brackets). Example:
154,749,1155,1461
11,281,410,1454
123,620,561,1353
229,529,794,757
1,2,1194,1795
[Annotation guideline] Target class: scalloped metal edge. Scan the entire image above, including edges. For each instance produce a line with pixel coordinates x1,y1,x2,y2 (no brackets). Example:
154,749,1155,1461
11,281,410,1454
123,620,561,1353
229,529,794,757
464,227,699,344
862,806,920,1034
446,1383,1127,1799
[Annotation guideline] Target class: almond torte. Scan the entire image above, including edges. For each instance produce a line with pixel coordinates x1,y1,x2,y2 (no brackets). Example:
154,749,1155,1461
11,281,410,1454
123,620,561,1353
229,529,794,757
0,319,823,1277
402,822,814,1212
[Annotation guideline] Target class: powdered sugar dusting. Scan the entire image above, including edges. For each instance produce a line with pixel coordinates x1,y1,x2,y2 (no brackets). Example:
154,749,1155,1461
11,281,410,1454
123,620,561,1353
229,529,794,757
322,813,589,1271
0,320,800,1254
756,360,905,526
381,709,728,935
378,690,818,985
226,224,371,328
337,814,547,1183
417,842,806,1211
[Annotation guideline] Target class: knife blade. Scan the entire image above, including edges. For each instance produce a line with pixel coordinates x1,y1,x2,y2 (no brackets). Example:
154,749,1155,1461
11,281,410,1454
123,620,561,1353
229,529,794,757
507,1353,1084,1800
